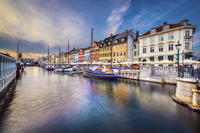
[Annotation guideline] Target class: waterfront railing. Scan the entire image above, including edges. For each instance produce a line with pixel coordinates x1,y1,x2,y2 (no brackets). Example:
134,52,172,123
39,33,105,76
0,53,16,92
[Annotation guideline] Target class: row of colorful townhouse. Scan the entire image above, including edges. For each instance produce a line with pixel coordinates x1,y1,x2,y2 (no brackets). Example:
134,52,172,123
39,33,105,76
49,20,196,65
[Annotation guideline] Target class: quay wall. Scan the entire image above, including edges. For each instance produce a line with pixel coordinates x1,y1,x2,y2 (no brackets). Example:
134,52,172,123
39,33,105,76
173,78,200,111
119,66,177,84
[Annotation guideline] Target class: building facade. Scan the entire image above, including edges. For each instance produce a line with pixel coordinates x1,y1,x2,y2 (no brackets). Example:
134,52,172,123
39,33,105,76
74,49,79,63
134,20,196,64
99,35,116,63
83,47,91,63
78,48,84,63
112,30,136,63
91,41,100,63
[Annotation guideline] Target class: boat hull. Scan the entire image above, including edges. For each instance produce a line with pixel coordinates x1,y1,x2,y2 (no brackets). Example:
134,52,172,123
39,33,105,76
83,69,118,80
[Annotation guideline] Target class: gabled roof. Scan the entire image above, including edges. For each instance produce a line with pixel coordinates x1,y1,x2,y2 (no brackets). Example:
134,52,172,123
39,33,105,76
140,20,195,37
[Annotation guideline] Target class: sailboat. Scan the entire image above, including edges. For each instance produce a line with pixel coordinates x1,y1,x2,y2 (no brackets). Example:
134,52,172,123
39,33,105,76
63,39,75,72
45,45,55,71
55,48,64,72
83,28,119,80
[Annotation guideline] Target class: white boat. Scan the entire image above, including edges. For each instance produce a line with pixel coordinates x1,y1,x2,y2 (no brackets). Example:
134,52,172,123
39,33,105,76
63,67,75,72
54,68,63,72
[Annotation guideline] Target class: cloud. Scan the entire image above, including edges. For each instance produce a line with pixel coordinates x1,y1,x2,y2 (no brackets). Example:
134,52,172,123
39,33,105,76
105,0,131,35
0,0,87,47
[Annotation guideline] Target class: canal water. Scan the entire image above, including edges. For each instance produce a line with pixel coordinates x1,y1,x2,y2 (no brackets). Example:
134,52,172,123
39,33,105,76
0,67,200,133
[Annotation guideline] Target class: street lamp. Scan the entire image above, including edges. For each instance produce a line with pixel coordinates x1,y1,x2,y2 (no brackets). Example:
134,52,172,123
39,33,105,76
181,51,185,78
175,41,181,77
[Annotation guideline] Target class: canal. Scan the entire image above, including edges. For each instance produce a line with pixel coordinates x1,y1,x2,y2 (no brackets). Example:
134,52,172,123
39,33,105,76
0,67,200,133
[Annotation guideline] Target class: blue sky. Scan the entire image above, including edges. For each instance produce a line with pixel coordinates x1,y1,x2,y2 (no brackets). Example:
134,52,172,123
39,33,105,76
0,0,200,58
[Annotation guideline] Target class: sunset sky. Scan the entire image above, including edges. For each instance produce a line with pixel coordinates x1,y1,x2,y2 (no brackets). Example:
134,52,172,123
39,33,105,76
0,0,200,59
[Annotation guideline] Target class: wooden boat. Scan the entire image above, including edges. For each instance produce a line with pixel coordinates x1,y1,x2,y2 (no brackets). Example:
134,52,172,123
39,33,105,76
83,66,118,80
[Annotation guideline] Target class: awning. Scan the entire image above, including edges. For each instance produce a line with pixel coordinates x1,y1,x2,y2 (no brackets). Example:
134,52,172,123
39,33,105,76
143,59,147,62
149,56,154,61
158,56,163,61
168,55,174,60
185,53,193,58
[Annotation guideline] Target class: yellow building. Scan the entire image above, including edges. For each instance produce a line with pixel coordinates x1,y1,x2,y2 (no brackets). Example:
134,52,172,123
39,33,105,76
112,42,127,63
99,35,116,63
99,30,136,63
112,30,134,63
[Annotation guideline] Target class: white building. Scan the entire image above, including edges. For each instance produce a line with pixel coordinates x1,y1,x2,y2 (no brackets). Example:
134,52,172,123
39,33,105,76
133,20,196,65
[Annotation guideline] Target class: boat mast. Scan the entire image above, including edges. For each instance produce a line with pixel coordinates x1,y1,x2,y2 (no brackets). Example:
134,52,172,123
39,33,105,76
48,45,50,65
91,28,94,65
110,34,113,67
59,48,61,65
68,39,69,65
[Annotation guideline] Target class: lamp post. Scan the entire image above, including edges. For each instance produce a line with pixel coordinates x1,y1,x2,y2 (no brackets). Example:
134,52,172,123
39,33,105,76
181,51,185,78
175,41,181,77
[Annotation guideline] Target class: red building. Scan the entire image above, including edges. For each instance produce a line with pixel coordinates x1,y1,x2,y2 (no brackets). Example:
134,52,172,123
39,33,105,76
78,48,84,63
91,41,100,63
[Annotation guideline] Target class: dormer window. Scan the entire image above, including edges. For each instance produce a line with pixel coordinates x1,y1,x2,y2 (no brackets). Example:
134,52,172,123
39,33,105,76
108,42,111,45
150,29,156,34
121,38,125,42
163,25,170,31
115,40,118,43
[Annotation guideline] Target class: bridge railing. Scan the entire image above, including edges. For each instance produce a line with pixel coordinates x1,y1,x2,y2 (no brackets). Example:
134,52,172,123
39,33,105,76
0,53,16,92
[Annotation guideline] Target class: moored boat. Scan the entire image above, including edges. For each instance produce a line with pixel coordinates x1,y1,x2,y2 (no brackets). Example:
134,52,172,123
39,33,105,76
83,66,118,80
45,65,55,71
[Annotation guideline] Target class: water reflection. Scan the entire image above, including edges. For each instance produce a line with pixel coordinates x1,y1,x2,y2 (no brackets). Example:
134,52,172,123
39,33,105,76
0,67,200,133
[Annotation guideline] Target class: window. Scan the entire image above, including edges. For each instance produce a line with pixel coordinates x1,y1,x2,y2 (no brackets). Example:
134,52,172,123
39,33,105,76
159,36,164,41
158,56,163,61
113,52,115,56
185,30,190,37
163,25,170,31
121,38,125,42
150,29,156,34
124,51,126,56
117,46,119,49
134,51,137,56
168,44,173,51
133,45,136,49
143,48,146,54
120,45,122,49
115,40,118,43
124,44,126,48
117,52,119,56
185,42,190,49
159,46,163,52
168,33,174,40
124,58,126,62
149,56,154,62
168,55,174,61
150,37,154,43
150,47,154,53
120,52,122,56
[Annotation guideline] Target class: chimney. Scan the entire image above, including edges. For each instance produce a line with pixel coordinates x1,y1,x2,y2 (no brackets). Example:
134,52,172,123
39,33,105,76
110,33,113,37
163,21,167,25
136,31,139,37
